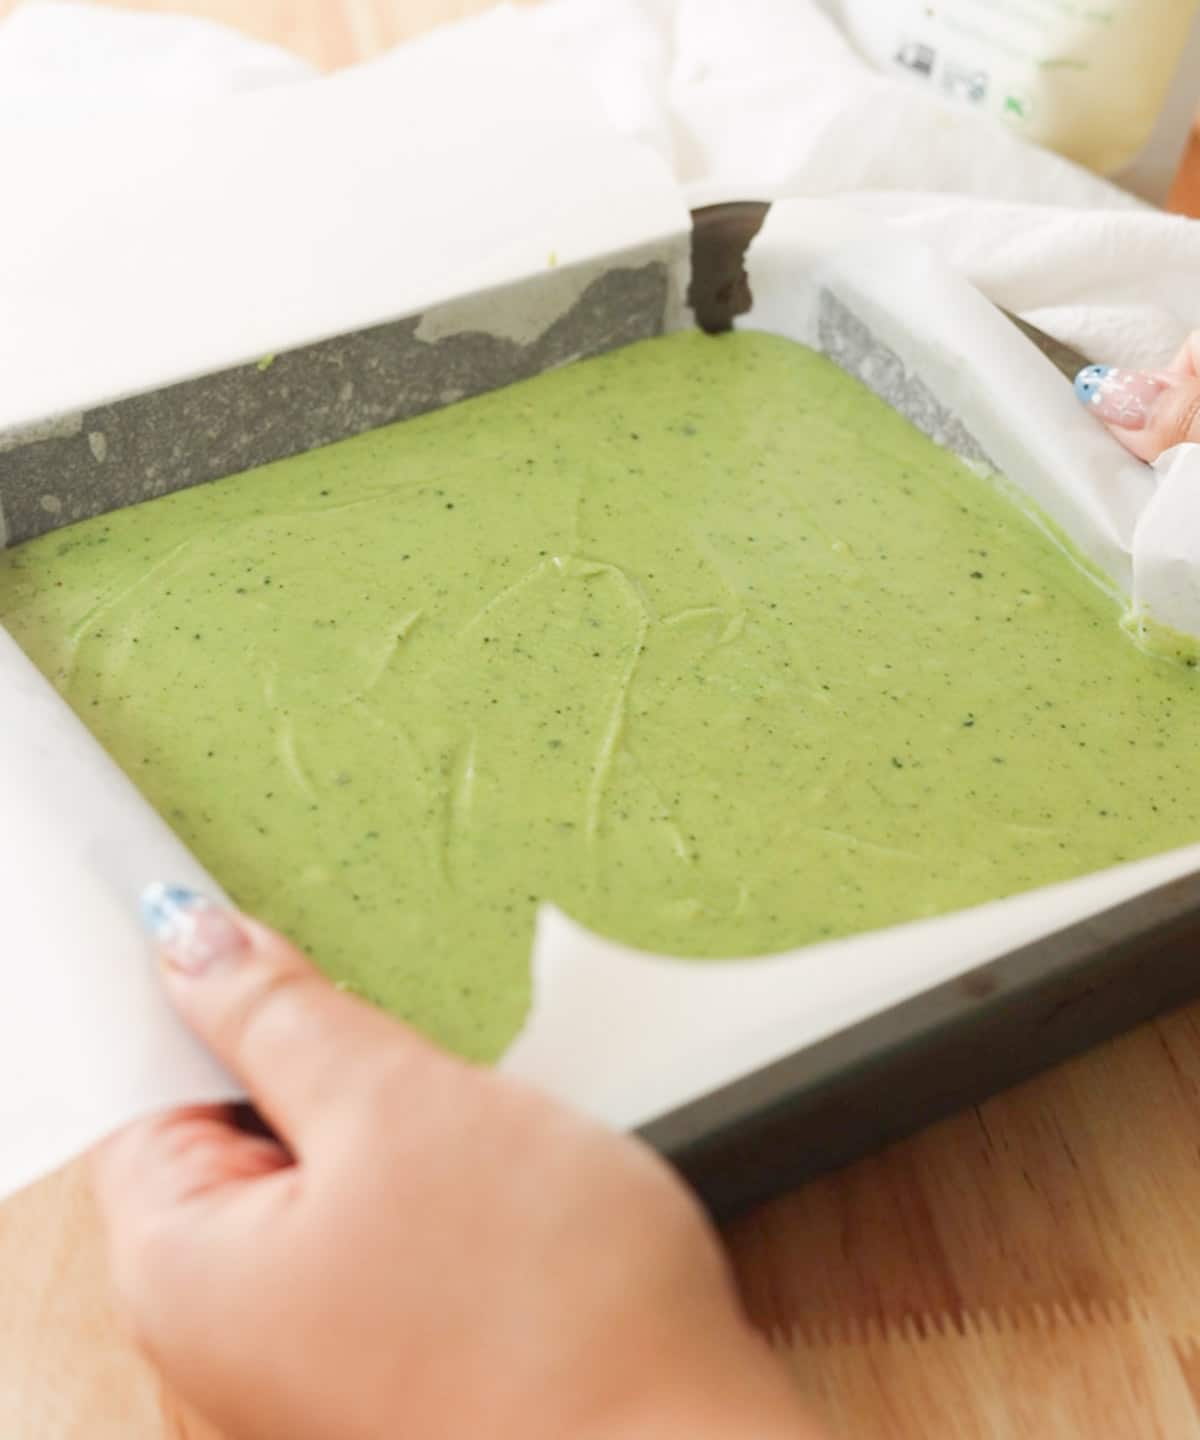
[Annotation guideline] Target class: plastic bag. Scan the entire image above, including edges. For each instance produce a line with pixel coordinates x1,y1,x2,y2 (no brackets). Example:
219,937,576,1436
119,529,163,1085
824,0,1200,203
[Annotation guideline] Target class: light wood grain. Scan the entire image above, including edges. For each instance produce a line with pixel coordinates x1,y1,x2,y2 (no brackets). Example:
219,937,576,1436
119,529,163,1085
6,3,1200,1436
0,0,527,67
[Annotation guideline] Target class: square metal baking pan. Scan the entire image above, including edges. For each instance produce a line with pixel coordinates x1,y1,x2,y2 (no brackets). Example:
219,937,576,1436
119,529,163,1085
5,202,1200,1221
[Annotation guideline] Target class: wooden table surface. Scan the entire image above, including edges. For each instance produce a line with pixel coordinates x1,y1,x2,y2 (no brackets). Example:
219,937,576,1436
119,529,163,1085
5,3,1200,1435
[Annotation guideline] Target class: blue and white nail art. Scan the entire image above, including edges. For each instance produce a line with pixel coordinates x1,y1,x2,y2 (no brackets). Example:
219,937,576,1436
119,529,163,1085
1074,364,1112,406
140,881,211,945
1073,364,1167,431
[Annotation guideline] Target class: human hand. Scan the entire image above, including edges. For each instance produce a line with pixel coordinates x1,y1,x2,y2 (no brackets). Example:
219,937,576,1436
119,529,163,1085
92,887,821,1440
1076,332,1200,462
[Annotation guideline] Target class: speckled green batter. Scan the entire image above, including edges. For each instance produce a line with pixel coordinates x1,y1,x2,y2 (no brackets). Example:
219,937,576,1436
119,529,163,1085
3,331,1199,1059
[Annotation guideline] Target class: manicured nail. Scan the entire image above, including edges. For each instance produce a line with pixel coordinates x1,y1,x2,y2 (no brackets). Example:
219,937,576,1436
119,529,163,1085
140,883,248,975
1074,365,1171,430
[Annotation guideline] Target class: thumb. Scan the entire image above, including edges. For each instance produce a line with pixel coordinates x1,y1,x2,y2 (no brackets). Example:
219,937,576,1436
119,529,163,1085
92,888,454,1380
1075,364,1200,463
139,883,450,1154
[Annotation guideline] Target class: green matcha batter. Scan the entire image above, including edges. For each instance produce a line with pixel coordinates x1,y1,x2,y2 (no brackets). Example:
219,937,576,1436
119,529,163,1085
3,331,1198,1059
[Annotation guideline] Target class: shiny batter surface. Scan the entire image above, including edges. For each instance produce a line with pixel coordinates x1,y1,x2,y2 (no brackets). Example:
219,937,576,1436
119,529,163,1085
3,330,1198,1059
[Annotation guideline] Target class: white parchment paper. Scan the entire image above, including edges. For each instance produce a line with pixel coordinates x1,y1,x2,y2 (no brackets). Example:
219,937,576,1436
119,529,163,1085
0,11,685,434
0,631,239,1186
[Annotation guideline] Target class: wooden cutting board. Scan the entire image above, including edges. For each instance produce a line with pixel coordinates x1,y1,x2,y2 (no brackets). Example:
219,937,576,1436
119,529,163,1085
4,3,1200,1435
10,1006,1200,1438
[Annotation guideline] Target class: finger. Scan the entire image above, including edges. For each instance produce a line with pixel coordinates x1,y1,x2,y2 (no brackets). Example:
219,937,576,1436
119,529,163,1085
1169,333,1200,378
92,1104,290,1229
1074,365,1200,462
91,1104,291,1336
90,1106,300,1417
139,884,451,1154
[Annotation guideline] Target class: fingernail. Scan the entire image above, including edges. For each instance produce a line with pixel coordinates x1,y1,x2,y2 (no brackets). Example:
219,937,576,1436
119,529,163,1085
140,883,248,975
1074,365,1171,431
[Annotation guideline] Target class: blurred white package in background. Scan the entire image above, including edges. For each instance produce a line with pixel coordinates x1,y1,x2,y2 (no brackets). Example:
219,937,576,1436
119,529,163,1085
823,0,1200,203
